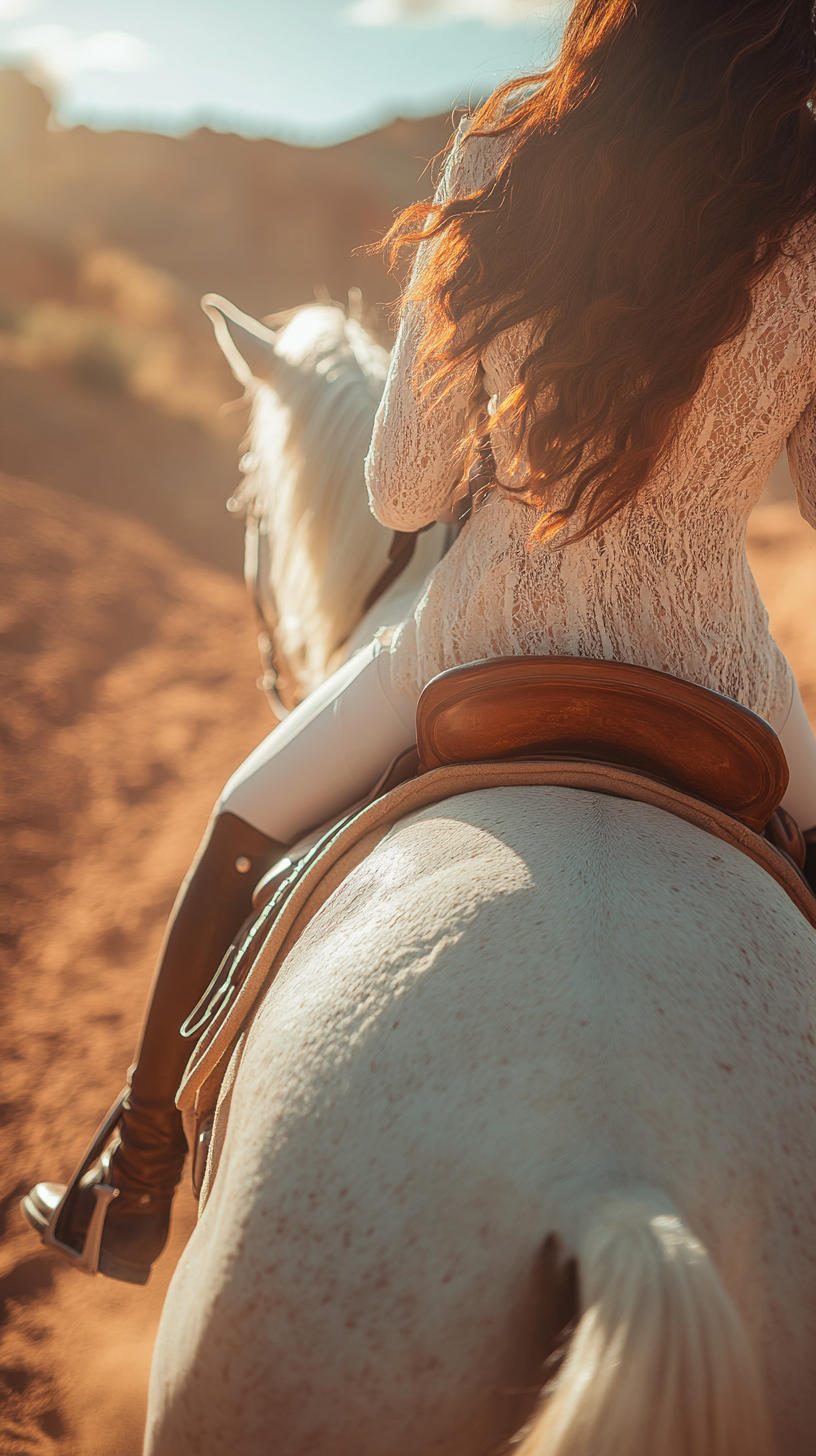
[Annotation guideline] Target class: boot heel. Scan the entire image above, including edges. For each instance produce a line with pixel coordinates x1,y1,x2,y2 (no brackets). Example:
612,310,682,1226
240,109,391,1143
97,1244,152,1286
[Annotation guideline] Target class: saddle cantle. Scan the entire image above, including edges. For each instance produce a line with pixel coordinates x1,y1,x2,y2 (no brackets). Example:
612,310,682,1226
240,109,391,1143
416,656,788,834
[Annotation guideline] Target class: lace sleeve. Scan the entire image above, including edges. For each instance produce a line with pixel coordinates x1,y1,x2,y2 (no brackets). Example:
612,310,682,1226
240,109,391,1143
365,123,502,531
786,390,816,528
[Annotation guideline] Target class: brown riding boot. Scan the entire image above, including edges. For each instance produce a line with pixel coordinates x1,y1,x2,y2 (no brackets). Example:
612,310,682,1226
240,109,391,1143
22,811,286,1285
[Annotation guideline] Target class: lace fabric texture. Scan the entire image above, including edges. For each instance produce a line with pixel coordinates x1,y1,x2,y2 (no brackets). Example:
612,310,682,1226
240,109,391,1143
365,121,816,725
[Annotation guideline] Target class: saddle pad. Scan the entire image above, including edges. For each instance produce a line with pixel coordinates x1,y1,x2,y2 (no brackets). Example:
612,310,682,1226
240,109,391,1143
176,759,816,1122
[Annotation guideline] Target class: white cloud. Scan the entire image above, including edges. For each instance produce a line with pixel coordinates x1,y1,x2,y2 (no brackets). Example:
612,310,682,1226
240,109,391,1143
8,25,154,84
0,0,37,17
345,0,557,24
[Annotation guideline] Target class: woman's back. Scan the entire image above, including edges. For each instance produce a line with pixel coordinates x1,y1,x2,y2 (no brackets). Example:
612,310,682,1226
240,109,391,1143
369,52,816,727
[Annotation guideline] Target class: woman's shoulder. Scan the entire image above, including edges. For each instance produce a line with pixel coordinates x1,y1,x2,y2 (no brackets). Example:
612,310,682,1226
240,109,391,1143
439,80,542,200
438,100,523,201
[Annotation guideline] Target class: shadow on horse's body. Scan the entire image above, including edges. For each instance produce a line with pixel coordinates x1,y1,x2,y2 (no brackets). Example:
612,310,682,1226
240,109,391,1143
146,785,816,1456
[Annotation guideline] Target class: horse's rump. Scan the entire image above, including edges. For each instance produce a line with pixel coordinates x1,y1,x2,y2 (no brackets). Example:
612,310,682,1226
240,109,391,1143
147,784,816,1455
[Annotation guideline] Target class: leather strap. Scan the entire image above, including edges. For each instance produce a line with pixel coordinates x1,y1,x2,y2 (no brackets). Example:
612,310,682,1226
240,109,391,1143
176,758,816,1120
361,530,422,616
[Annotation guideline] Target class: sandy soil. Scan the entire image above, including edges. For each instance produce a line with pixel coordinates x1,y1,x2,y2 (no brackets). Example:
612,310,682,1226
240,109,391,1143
0,478,813,1455
0,474,269,1455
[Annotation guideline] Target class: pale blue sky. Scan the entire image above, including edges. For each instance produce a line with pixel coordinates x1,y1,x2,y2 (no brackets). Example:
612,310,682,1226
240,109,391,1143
0,0,566,141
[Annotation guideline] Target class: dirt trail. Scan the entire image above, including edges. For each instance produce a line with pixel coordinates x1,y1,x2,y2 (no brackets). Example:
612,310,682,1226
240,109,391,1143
0,474,269,1454
0,478,814,1455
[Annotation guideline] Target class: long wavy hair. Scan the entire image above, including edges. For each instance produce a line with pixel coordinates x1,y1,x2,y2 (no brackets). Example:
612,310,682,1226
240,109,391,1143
385,0,816,543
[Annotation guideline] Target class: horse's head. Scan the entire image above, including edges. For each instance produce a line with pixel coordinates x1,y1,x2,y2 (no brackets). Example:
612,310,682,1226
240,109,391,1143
203,294,394,699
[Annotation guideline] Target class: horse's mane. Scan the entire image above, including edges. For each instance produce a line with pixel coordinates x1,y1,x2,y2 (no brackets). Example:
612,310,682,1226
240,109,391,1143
233,303,393,694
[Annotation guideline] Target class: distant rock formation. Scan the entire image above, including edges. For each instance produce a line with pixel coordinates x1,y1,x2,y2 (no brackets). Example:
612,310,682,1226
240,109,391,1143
0,70,455,570
0,68,453,320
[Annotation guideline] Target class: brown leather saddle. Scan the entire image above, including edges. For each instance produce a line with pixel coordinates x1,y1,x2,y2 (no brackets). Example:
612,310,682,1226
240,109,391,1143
251,654,806,917
417,656,787,833
415,655,810,867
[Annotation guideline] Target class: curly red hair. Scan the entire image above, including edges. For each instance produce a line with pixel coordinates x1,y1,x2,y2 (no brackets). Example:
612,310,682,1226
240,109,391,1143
385,0,816,543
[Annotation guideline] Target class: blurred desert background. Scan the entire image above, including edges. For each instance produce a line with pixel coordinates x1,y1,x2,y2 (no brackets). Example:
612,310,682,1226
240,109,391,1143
0,62,814,1456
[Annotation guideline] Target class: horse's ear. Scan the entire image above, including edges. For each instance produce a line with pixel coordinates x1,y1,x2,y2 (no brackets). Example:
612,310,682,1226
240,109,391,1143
201,293,280,388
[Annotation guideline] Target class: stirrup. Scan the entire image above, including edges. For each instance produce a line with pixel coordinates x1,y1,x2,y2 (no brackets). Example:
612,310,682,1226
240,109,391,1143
21,1086,128,1276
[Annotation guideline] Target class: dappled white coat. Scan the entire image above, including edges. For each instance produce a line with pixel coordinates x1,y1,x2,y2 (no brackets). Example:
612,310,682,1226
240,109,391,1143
145,785,816,1456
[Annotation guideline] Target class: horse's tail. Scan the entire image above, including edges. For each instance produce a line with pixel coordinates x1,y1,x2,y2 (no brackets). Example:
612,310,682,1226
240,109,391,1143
516,1190,772,1456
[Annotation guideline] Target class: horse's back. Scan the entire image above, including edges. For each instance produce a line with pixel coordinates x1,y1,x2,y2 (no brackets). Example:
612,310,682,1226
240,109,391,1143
146,787,816,1456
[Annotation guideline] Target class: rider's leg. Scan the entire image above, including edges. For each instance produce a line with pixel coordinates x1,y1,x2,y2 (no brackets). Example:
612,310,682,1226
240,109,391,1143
26,640,418,1282
776,680,816,890
113,813,285,1180
23,809,287,1284
217,638,417,841
120,640,416,1159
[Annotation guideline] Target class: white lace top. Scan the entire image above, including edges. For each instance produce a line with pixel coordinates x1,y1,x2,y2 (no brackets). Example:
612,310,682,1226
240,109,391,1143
365,121,816,725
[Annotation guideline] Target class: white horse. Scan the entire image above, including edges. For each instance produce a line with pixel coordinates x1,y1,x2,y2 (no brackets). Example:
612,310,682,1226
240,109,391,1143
143,299,816,1453
145,779,815,1455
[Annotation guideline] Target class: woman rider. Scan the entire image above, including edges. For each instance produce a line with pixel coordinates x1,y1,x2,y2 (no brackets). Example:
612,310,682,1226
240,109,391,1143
25,0,816,1284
